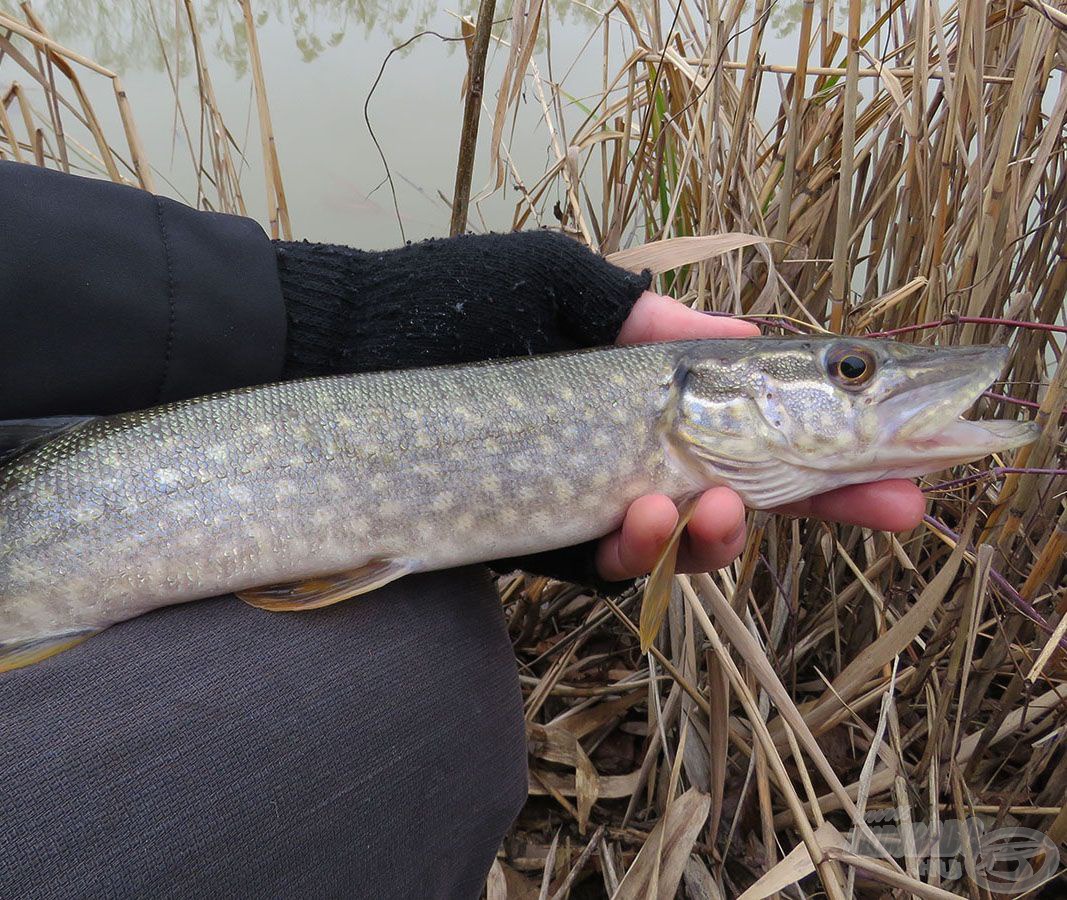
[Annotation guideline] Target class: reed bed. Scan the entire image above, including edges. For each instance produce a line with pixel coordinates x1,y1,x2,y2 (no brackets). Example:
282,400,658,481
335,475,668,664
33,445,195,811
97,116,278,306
0,0,289,234
483,2,1067,896
3,1,1065,897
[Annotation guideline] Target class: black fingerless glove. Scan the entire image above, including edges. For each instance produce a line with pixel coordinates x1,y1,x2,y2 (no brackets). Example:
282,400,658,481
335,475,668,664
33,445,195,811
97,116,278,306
274,230,651,591
276,230,650,376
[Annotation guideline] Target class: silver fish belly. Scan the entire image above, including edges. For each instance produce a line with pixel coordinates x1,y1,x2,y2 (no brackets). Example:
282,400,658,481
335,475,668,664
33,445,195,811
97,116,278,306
0,343,695,644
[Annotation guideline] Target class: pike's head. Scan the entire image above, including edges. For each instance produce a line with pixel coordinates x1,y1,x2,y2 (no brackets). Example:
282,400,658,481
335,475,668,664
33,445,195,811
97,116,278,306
666,337,1040,509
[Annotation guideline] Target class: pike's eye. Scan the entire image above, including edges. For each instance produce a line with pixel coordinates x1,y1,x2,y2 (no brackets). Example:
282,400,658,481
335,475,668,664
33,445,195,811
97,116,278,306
828,347,875,389
840,356,867,379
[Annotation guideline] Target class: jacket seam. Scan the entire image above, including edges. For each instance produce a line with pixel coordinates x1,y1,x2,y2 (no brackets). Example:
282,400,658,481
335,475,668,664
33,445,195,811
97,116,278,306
154,197,177,403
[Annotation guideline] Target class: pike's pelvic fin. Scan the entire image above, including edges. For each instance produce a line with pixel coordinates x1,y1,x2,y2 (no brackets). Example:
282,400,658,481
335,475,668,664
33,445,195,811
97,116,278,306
0,630,98,674
237,558,415,612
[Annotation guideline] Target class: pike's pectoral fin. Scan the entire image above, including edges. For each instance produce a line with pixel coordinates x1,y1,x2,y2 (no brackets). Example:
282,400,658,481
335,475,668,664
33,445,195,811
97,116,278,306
237,558,415,612
0,630,98,674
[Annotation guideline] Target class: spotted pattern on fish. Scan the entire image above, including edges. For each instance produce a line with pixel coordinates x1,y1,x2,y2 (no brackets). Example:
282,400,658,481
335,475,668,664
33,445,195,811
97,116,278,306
0,337,1038,650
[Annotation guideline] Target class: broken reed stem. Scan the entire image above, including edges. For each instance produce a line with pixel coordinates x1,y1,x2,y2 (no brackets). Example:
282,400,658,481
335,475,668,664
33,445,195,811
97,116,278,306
110,77,153,191
829,0,861,332
0,8,152,188
240,0,291,240
0,9,114,77
449,0,496,237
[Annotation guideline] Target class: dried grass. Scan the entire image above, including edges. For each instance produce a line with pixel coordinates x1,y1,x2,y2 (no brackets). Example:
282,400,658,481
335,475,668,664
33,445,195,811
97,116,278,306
483,1,1066,896
3,1,1065,897
484,0,1067,892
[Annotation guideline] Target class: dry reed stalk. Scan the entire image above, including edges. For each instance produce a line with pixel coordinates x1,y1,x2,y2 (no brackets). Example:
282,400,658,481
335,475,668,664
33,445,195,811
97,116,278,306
450,0,496,237
180,0,244,214
239,0,290,240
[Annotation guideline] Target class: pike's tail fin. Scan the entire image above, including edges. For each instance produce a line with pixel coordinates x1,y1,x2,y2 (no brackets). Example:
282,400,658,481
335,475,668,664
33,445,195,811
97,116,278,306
0,631,98,674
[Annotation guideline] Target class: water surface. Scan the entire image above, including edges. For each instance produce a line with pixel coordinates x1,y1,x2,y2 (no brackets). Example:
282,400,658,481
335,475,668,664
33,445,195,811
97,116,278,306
6,1,811,247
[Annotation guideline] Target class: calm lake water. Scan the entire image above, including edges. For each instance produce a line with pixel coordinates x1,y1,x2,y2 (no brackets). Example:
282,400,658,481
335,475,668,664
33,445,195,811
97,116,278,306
7,1,810,248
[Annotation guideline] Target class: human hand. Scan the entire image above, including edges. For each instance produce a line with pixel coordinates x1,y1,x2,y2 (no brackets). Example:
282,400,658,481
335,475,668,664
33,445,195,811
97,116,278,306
594,292,926,581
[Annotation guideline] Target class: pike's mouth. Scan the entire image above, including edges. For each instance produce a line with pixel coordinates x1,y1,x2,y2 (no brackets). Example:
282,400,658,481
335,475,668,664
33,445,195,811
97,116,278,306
881,345,1040,462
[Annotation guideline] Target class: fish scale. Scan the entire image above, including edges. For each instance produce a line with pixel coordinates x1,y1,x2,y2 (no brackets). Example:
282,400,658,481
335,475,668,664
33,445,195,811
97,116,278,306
0,337,1039,670
0,343,692,646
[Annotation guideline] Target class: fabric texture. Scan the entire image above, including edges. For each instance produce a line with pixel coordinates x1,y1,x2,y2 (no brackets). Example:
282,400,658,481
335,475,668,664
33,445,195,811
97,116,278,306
0,160,286,419
0,568,527,900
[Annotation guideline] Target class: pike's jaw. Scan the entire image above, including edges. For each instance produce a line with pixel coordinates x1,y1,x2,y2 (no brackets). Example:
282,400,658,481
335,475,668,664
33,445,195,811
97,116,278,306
898,418,1041,467
873,345,1040,469
668,339,1041,507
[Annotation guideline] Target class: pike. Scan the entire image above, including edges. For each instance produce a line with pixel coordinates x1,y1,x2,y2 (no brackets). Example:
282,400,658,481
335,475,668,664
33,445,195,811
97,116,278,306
0,338,1039,671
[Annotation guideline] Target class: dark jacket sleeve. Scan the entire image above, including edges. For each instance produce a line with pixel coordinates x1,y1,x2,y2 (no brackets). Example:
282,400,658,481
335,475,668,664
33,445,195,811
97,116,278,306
0,160,286,418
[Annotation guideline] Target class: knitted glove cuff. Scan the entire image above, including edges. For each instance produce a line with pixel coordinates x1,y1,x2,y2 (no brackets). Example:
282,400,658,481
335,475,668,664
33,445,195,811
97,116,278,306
275,230,651,378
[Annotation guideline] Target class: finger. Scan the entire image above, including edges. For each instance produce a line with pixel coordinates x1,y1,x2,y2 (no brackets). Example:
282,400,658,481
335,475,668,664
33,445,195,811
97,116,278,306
596,494,679,581
775,480,926,532
615,292,761,345
676,486,748,573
